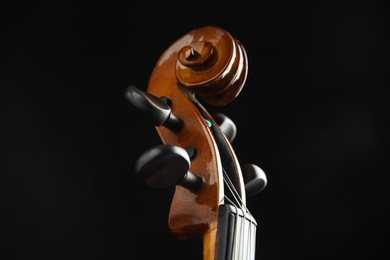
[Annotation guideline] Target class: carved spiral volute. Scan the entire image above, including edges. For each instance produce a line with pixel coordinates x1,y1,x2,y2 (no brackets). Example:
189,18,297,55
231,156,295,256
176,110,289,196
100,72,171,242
175,27,248,106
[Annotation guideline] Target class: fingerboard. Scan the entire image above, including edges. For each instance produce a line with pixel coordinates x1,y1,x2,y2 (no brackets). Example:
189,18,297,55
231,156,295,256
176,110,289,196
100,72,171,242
217,205,257,260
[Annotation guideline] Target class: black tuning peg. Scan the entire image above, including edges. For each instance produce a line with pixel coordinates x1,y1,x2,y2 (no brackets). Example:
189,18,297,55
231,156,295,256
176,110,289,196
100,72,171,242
241,164,267,198
135,145,203,192
212,113,237,143
124,85,183,132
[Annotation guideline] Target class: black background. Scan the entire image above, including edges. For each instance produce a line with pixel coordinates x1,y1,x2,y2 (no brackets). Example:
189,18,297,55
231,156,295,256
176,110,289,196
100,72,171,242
1,1,389,259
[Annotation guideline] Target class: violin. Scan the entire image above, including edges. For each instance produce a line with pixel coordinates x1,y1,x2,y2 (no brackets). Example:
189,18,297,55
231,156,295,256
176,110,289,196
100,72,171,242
125,27,267,260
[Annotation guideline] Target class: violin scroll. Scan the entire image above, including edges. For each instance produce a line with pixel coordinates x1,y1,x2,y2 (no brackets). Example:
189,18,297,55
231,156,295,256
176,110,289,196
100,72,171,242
175,27,248,106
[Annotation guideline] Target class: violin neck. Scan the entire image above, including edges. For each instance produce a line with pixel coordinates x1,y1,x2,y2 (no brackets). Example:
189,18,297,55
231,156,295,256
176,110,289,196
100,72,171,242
203,205,257,260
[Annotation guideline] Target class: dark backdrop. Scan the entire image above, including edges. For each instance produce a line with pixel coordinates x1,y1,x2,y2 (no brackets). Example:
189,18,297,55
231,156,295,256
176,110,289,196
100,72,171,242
1,1,389,259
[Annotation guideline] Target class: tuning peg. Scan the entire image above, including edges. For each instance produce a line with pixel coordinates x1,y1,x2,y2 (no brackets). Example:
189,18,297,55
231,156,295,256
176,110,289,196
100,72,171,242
124,85,183,132
212,113,237,142
135,145,203,192
241,164,267,198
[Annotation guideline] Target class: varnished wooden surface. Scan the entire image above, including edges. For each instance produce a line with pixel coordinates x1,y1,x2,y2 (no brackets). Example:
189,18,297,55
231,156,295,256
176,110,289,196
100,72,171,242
175,27,248,106
147,27,248,260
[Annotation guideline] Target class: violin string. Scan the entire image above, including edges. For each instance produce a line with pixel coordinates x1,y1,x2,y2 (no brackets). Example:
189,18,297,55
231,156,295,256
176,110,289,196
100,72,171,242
225,195,241,260
222,171,241,259
234,205,241,260
250,222,256,259
222,168,254,259
222,173,240,207
222,168,252,217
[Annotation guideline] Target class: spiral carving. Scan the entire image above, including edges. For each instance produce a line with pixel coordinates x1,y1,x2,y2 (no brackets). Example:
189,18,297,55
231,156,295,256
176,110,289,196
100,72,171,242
175,27,248,106
178,41,216,70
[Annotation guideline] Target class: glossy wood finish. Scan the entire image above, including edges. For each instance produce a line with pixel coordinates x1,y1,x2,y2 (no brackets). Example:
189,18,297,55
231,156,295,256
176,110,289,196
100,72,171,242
147,27,248,260
175,27,248,106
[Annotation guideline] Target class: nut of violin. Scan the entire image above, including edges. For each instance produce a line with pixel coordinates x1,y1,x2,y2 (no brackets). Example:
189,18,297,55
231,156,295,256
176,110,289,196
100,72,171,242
175,27,248,106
